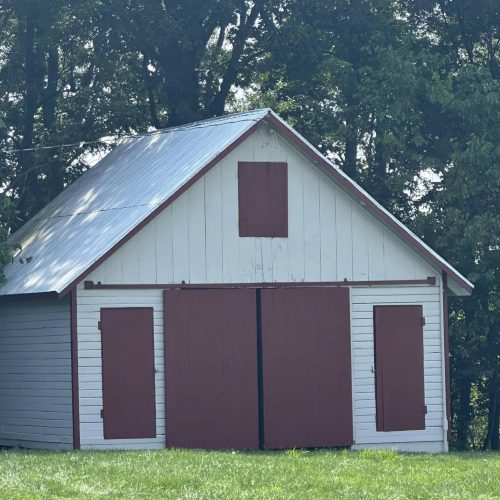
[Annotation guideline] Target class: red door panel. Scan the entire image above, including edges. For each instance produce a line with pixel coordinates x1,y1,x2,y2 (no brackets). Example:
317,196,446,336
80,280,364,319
164,289,259,449
261,287,353,448
374,305,426,431
101,307,156,439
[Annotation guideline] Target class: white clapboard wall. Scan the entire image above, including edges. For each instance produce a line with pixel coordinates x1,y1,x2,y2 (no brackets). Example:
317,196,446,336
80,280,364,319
77,123,445,451
350,285,447,452
77,287,165,449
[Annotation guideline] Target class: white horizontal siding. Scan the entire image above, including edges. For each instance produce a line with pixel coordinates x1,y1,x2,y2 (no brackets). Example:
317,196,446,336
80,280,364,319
76,286,165,450
86,124,438,286
350,286,446,451
0,295,73,450
77,283,445,452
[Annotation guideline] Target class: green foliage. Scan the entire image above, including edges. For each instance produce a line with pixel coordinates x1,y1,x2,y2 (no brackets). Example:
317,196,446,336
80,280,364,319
0,0,153,231
0,449,499,498
247,0,447,221
417,54,500,453
0,0,284,229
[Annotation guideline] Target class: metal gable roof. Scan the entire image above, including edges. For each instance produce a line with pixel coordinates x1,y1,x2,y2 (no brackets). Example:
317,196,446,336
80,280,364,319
0,109,268,296
0,108,472,297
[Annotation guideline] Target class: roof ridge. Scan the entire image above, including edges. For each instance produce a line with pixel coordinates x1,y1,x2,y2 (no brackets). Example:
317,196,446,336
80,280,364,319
120,108,271,142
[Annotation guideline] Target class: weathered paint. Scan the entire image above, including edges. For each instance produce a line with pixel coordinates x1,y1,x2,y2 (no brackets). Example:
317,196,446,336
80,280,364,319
72,120,449,453
84,278,437,290
263,112,472,295
0,110,471,297
85,125,439,287
76,283,446,452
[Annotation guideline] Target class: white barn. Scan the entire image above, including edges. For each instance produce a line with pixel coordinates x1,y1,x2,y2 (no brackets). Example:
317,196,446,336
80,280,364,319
0,109,472,452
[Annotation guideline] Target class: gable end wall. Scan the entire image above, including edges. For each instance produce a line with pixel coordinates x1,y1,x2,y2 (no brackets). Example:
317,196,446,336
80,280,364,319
85,125,440,286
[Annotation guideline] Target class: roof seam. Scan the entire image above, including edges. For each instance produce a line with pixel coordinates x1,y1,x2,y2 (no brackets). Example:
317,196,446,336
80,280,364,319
118,115,265,142
29,202,155,223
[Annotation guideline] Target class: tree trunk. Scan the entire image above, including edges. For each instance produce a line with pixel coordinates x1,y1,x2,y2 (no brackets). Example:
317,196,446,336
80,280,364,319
483,311,500,450
454,0,475,64
142,54,161,129
159,42,203,126
15,17,38,230
371,119,392,205
343,93,358,181
43,45,64,201
209,1,262,117
455,377,472,449
483,379,499,450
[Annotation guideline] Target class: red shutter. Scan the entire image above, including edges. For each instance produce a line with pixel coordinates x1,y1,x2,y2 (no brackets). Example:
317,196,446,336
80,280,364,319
238,161,288,237
260,287,353,448
374,305,426,431
101,308,156,439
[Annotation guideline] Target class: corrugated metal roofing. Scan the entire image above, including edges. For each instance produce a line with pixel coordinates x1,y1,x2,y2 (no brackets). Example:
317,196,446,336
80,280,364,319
0,109,269,296
0,108,472,296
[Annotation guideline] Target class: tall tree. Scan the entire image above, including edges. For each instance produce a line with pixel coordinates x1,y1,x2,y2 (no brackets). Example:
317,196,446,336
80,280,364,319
0,0,152,232
248,0,441,220
0,0,284,237
409,0,500,449
105,0,281,126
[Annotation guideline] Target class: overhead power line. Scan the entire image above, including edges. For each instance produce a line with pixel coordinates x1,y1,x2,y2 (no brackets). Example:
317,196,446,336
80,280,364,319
1,113,262,154
6,138,112,153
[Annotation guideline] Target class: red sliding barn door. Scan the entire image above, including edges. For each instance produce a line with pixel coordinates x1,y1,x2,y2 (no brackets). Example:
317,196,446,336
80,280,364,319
374,305,426,431
101,307,156,439
260,287,353,448
164,289,259,449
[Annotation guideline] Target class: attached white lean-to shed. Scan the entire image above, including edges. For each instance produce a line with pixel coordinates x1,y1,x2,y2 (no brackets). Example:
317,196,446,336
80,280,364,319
0,109,472,452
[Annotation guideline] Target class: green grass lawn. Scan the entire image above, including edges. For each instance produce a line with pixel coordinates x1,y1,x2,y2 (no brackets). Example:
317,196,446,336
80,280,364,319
0,448,498,499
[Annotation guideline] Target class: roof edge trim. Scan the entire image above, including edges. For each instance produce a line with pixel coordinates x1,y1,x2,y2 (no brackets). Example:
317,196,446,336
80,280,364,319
263,111,473,295
57,118,264,297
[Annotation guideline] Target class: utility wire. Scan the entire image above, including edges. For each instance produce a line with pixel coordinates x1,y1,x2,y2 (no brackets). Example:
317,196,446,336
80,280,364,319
1,113,264,154
6,138,112,153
